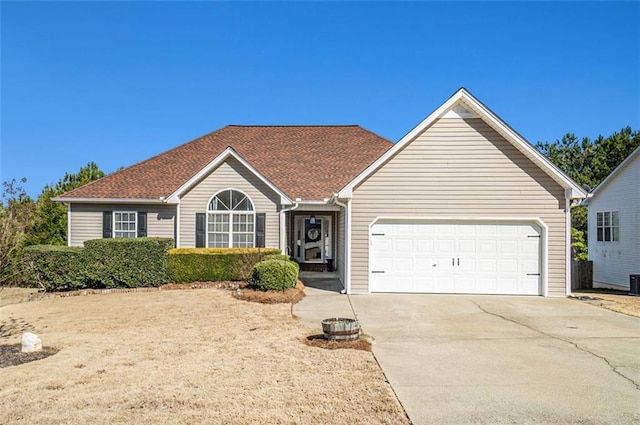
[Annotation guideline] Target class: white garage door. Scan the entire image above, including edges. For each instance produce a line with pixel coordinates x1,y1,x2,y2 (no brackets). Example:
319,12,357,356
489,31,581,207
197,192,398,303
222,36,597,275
370,222,541,295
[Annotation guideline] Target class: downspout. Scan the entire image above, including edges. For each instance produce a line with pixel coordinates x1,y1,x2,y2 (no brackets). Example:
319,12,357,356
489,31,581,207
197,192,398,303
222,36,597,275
67,203,71,247
331,195,350,294
175,201,181,248
280,202,299,255
565,195,572,297
160,196,179,248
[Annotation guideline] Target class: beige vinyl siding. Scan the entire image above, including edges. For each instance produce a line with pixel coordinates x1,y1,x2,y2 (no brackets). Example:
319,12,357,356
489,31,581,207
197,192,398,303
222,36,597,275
337,208,346,284
179,157,281,248
69,203,176,247
350,117,567,296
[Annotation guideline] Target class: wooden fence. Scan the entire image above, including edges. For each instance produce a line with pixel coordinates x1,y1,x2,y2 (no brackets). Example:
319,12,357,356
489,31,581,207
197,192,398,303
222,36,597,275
571,261,593,290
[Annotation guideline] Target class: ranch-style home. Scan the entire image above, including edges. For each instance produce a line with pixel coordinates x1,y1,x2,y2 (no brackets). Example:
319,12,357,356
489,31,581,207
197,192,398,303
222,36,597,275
55,88,587,297
585,145,640,290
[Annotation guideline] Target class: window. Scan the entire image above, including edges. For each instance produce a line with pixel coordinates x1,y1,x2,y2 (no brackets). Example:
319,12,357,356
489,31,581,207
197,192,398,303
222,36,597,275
207,190,255,248
114,212,136,238
596,211,619,242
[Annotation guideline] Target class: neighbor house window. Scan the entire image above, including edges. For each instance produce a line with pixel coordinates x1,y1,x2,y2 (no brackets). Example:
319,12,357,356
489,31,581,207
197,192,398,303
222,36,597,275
207,189,255,248
596,211,619,242
114,211,137,238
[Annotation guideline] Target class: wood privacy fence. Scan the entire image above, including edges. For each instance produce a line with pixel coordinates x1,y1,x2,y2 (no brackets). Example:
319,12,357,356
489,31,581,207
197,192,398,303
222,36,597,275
571,261,593,290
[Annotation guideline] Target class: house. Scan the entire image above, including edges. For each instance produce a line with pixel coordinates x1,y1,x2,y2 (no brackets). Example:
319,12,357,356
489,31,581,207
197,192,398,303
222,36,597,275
584,146,640,289
55,88,587,297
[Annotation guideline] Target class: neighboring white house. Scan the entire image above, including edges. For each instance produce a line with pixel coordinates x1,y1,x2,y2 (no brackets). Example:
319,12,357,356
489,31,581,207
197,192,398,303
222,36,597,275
585,146,640,289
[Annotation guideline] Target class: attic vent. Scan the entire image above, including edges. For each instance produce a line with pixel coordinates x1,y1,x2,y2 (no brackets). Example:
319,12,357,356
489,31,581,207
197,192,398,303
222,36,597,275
442,104,479,119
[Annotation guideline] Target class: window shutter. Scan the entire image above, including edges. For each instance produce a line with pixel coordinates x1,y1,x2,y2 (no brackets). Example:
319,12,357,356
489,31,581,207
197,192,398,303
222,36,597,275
102,211,112,238
255,213,266,248
195,213,206,248
137,212,147,237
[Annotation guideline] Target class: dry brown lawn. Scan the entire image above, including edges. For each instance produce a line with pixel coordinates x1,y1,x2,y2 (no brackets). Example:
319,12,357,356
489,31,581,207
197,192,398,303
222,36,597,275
0,288,409,424
0,287,39,308
572,289,640,318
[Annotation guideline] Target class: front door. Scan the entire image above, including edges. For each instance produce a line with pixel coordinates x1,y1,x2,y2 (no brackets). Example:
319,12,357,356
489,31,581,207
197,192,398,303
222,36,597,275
294,216,332,263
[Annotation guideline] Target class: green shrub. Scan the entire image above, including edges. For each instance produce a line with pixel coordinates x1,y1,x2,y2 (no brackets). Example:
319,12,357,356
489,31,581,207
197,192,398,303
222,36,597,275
22,245,87,291
262,254,298,264
83,238,174,288
168,247,281,283
251,259,298,291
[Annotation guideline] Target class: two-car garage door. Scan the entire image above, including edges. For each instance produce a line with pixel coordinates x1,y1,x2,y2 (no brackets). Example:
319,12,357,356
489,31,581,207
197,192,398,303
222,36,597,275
370,221,542,295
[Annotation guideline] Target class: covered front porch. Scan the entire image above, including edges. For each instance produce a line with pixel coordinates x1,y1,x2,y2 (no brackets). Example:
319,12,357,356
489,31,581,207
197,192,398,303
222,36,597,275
283,203,341,273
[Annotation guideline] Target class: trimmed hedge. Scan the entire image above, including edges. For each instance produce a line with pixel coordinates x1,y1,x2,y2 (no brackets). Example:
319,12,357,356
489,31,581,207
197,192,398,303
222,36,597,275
23,238,174,291
251,259,298,291
23,245,86,290
168,248,281,283
83,238,174,288
262,254,298,263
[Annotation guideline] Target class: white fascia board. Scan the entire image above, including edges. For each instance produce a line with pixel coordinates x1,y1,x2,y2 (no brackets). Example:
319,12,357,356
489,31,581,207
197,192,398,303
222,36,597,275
464,91,587,200
338,88,587,200
165,146,293,204
52,197,171,204
338,91,461,198
587,145,640,202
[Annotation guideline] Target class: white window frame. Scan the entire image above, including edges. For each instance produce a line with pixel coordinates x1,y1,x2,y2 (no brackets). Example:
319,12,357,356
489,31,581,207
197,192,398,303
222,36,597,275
596,211,619,242
114,211,137,238
206,189,256,248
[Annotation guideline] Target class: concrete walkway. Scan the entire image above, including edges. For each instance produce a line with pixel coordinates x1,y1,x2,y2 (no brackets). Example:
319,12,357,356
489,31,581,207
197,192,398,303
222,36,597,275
294,272,355,331
295,276,640,424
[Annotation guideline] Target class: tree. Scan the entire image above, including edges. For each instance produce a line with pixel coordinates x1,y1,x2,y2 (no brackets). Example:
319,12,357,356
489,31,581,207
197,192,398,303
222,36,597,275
0,178,36,285
26,162,105,245
536,126,640,192
536,127,640,260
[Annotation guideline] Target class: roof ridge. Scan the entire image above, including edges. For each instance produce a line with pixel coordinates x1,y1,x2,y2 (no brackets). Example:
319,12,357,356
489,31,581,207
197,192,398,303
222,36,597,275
353,125,394,145
226,124,361,128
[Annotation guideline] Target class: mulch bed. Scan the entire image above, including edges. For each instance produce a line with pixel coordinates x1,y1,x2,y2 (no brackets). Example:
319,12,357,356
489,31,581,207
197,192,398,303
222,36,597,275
233,281,306,304
0,344,59,369
303,334,372,351
25,280,306,305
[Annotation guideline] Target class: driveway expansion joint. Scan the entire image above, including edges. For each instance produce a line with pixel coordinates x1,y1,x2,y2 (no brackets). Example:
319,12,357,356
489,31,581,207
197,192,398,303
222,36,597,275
471,300,640,391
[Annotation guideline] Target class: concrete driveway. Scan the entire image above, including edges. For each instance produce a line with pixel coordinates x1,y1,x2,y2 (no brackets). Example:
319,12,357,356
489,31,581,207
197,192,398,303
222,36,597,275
295,282,640,424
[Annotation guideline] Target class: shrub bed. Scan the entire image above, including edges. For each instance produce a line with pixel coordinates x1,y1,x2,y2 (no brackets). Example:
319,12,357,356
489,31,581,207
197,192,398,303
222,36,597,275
251,259,298,291
83,238,173,288
168,248,281,283
23,238,174,291
22,245,86,291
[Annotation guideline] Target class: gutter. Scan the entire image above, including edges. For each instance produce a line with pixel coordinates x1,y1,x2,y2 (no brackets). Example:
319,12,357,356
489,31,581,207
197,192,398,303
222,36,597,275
52,197,175,205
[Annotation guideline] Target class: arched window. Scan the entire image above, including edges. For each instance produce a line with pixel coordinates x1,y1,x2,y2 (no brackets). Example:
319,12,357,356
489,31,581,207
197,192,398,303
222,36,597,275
207,189,255,248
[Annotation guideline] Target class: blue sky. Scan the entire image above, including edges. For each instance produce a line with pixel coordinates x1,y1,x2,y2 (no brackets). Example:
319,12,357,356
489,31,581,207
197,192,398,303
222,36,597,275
2,1,639,198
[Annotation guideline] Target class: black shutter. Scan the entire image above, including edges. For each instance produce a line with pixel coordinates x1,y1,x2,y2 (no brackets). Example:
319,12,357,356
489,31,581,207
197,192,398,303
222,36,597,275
137,212,147,237
102,211,112,238
255,213,266,248
195,213,206,248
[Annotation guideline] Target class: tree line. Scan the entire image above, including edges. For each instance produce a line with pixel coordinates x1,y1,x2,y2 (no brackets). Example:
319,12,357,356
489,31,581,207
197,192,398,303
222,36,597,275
535,126,640,260
1,126,639,285
1,162,104,285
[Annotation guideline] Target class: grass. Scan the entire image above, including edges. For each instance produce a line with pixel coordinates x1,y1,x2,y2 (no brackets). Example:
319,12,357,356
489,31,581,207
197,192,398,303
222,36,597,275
0,287,39,308
0,288,409,425
572,288,640,318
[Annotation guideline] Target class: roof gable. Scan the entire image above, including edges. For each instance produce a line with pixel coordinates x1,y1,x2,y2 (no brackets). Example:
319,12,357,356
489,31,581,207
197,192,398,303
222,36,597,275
338,88,587,200
586,145,640,202
166,147,292,204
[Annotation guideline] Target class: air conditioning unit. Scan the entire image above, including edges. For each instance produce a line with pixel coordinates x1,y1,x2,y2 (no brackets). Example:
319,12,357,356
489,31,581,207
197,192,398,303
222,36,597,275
630,275,640,296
